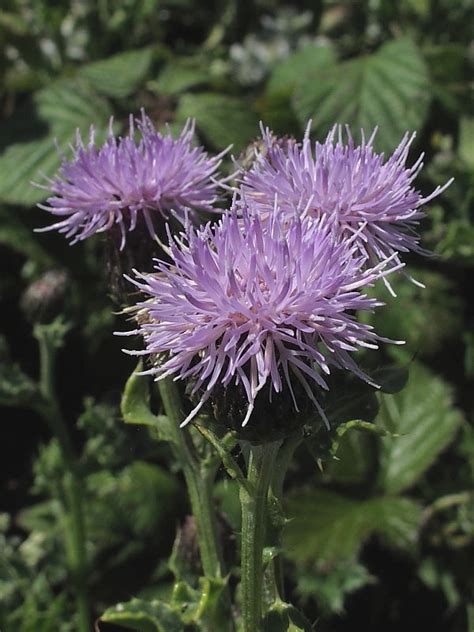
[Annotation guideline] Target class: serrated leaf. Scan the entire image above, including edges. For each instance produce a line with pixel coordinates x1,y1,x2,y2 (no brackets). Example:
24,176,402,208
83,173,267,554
176,93,259,151
99,598,183,632
376,363,463,494
263,600,313,632
294,37,431,153
285,489,422,564
121,362,173,442
79,48,154,98
87,462,181,546
0,80,112,206
296,561,375,615
267,43,336,96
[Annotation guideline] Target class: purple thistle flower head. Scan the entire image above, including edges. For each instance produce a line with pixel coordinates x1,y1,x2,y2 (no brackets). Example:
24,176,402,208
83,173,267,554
36,112,225,249
239,123,452,290
121,205,403,427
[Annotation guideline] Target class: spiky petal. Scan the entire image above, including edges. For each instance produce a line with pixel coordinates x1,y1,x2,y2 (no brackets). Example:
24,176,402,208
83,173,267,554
240,123,451,282
37,112,225,249
121,206,402,426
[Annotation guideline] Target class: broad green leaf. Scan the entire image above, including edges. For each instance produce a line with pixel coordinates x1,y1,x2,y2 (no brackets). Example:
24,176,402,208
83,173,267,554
322,430,375,485
79,48,154,98
267,43,336,96
151,57,210,95
377,364,463,494
459,117,474,168
0,80,112,206
176,93,259,151
294,37,431,153
99,598,183,632
285,489,422,564
121,362,173,441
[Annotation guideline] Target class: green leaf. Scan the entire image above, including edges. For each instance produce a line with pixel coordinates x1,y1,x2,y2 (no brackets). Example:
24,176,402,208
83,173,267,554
176,93,259,151
363,270,464,362
79,48,154,98
296,561,375,615
0,80,112,206
376,364,463,494
294,37,431,153
0,336,40,408
284,489,422,564
459,117,474,169
151,57,210,95
121,361,173,442
267,43,336,96
100,598,183,632
263,600,313,632
87,462,181,546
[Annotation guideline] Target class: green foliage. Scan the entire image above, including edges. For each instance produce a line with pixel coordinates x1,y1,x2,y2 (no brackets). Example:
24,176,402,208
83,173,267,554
0,1,472,630
296,561,375,615
99,577,228,631
294,37,430,152
176,93,259,151
121,362,173,442
79,47,155,98
285,490,422,564
0,80,112,205
377,364,463,494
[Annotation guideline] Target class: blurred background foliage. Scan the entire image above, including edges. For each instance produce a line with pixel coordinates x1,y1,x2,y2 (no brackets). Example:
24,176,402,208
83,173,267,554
0,0,472,630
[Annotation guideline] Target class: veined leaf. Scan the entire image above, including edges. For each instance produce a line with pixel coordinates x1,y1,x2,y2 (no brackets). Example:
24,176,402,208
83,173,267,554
376,363,463,494
267,43,336,96
176,93,259,151
285,489,422,564
0,80,112,206
99,598,183,632
151,57,210,95
293,37,431,153
121,361,173,442
79,48,154,98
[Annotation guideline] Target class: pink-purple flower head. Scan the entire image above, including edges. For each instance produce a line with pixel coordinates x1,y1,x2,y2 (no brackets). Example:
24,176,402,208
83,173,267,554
120,205,403,427
36,112,226,249
239,123,452,292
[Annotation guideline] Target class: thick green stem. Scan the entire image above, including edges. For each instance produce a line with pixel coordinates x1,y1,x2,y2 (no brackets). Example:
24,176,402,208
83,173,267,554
240,441,282,632
158,378,224,578
35,325,90,632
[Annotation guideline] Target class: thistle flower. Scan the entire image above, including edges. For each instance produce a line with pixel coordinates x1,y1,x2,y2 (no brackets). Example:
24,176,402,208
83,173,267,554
121,206,402,427
239,123,451,289
36,112,225,249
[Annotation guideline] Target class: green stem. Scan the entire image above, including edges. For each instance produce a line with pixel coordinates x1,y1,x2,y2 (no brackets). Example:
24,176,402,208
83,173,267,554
35,325,90,632
158,378,224,578
240,440,282,632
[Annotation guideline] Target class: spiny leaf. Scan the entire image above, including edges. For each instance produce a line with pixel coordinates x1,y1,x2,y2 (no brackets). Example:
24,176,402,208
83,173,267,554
293,37,431,153
376,363,463,494
99,598,183,632
285,489,422,564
